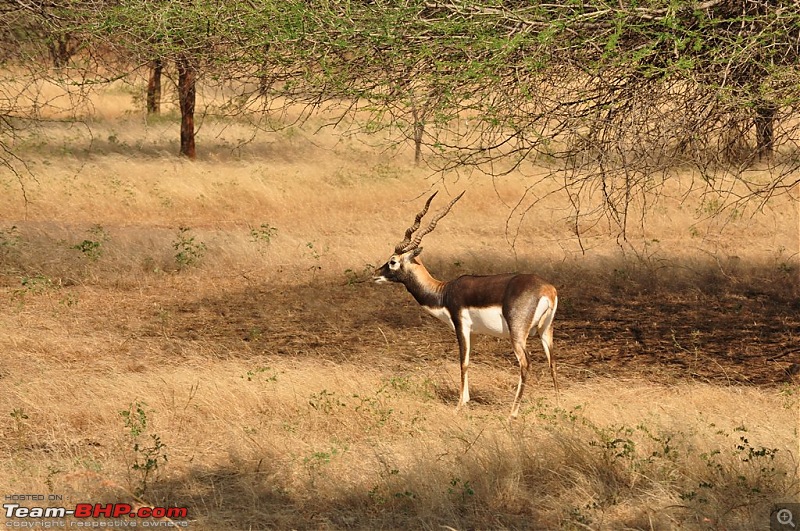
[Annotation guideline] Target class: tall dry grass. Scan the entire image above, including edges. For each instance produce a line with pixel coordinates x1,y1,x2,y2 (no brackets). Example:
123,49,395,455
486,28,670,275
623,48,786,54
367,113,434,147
0,85,798,530
1,351,796,529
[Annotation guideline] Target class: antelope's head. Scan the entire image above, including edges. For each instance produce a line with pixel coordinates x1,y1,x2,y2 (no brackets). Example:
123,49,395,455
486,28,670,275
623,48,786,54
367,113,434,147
374,191,465,284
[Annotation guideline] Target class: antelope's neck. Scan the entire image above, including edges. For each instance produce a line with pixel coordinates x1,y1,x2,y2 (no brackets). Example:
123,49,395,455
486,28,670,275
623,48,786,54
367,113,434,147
404,263,446,309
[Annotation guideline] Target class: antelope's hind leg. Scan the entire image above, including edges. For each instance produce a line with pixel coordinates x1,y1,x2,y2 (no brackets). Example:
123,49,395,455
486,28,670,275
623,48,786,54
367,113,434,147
509,337,530,419
537,296,559,399
507,294,558,418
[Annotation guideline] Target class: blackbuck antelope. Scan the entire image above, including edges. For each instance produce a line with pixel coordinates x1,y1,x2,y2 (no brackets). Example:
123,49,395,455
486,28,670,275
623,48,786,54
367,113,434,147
373,191,559,418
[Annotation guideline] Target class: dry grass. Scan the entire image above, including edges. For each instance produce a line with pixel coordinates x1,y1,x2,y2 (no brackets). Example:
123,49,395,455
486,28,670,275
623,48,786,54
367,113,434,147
0,87,799,530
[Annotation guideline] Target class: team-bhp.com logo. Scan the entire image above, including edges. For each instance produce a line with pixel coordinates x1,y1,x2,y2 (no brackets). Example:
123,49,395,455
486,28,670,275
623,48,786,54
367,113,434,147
4,501,189,527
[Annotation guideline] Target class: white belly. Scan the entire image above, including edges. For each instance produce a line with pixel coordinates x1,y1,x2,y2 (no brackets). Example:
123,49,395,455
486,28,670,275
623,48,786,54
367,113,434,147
422,305,510,338
461,307,509,338
423,306,456,331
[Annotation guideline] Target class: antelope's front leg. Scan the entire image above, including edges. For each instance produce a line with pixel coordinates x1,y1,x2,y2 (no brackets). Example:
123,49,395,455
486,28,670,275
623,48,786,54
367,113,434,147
455,322,471,408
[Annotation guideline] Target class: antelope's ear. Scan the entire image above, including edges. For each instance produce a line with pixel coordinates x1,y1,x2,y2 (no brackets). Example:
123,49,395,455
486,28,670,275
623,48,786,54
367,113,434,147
412,247,423,257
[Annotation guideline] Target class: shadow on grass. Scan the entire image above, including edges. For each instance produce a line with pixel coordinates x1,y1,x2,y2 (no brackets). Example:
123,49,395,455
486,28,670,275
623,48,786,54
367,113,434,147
159,255,800,386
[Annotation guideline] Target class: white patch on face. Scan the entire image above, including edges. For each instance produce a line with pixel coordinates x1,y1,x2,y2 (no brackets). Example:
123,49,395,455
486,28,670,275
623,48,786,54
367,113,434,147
422,306,455,331
461,307,509,338
373,276,390,284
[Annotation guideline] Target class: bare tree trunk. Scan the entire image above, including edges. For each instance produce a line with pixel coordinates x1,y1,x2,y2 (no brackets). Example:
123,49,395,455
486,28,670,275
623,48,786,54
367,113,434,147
176,56,196,159
755,102,777,160
411,104,424,165
48,33,76,68
413,123,424,165
146,58,163,115
258,44,271,97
